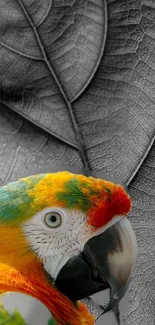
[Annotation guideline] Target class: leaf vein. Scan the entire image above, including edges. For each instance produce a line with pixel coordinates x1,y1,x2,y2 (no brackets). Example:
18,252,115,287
36,0,52,28
17,0,90,169
0,40,43,61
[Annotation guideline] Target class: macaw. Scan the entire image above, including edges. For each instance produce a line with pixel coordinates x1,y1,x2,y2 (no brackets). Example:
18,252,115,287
0,171,138,325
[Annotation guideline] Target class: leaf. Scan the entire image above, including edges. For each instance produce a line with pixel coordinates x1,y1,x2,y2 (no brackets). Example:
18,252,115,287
73,0,155,182
0,1,155,325
1,0,155,182
0,0,107,149
121,143,155,325
0,105,82,185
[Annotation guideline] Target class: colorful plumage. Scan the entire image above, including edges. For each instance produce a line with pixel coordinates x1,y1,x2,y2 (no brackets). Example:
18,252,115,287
0,171,137,325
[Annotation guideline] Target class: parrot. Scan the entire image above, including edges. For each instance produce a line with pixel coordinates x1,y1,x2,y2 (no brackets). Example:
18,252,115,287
0,171,138,325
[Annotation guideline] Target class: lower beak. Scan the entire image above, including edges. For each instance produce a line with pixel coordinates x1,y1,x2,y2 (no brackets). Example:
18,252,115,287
55,217,138,311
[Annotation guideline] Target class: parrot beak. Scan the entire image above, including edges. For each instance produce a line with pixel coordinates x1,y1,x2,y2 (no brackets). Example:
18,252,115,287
55,217,138,311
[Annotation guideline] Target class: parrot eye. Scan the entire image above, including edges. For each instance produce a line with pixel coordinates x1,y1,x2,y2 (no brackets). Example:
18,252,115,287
44,212,62,228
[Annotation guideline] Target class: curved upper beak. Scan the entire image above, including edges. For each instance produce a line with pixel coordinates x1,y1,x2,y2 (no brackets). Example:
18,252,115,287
55,217,138,311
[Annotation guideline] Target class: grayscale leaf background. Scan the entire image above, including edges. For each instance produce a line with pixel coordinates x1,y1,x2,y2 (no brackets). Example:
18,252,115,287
0,0,155,324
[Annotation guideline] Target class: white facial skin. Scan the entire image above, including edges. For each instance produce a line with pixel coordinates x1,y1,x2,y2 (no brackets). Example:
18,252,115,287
22,207,122,280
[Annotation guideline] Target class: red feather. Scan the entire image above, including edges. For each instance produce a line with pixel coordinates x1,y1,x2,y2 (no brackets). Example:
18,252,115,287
88,185,131,228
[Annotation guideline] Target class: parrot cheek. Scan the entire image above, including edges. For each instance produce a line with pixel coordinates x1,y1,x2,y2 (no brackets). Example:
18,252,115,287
43,248,81,281
42,226,94,280
55,217,138,312
43,227,99,280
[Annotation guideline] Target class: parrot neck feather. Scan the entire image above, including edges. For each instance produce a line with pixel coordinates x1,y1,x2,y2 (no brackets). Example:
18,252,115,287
0,262,94,325
0,226,95,325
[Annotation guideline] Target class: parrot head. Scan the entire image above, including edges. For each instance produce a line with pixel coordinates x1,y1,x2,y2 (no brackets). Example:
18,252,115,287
0,172,138,325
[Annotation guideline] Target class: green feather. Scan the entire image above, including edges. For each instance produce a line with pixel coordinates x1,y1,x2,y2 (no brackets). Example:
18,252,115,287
0,303,56,325
0,174,44,224
48,318,57,325
56,178,93,211
0,303,27,325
